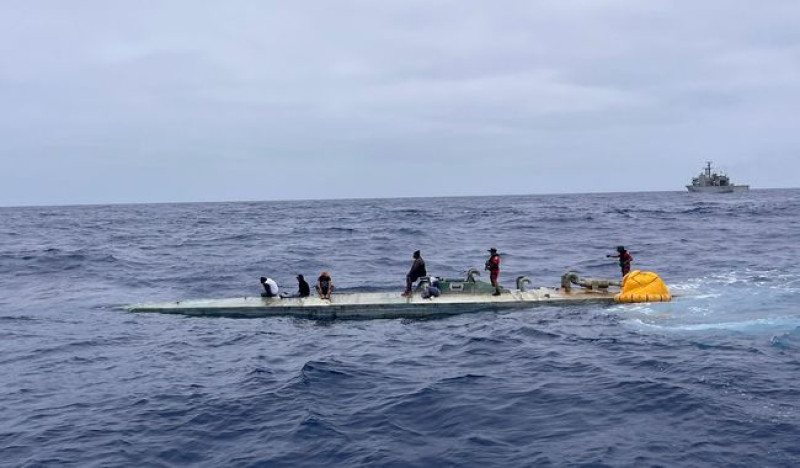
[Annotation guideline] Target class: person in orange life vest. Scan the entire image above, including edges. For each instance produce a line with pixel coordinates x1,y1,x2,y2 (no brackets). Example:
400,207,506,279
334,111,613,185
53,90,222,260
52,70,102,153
607,246,633,276
485,248,501,296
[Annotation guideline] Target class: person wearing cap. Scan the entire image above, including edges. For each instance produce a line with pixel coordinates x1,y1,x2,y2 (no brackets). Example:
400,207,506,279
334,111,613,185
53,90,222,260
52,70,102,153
607,246,633,276
316,271,334,300
402,250,427,297
260,276,279,298
485,248,501,296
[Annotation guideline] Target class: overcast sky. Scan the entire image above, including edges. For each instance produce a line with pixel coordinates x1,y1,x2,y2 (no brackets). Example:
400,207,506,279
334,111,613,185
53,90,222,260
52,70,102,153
1,1,798,206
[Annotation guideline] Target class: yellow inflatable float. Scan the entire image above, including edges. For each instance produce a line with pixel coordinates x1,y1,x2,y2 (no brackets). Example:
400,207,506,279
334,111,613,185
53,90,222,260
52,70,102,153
615,270,671,303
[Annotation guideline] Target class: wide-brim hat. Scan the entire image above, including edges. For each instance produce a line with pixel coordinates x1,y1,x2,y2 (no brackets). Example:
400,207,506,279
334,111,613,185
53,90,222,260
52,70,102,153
488,247,498,253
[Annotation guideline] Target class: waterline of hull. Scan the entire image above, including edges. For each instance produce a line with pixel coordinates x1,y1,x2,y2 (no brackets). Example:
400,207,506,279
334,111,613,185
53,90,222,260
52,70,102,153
686,185,749,193
125,288,619,320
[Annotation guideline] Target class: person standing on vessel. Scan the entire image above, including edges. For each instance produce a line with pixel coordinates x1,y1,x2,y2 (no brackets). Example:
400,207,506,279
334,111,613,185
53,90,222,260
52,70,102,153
402,250,427,297
607,246,633,277
485,248,501,296
316,271,334,300
260,277,279,298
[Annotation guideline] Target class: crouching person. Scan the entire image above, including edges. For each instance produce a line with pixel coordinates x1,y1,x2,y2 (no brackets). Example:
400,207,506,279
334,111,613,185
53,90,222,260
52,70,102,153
260,277,279,298
421,278,441,300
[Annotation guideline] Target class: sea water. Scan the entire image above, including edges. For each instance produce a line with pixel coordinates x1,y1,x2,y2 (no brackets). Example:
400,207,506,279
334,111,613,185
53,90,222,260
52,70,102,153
1,190,798,466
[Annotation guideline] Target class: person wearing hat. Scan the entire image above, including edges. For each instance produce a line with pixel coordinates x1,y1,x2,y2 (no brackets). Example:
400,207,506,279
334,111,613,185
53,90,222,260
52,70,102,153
402,250,427,297
485,248,501,296
607,246,633,277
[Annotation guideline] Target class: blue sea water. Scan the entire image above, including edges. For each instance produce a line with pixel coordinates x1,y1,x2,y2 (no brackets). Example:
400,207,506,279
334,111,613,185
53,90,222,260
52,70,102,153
1,190,799,467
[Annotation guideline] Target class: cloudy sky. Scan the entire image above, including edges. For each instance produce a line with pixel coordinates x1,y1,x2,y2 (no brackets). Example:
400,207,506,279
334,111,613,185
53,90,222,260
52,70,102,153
1,1,798,206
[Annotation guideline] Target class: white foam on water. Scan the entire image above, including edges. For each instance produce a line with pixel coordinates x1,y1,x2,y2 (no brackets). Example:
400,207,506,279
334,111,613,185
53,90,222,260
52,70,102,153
628,316,800,333
619,269,800,335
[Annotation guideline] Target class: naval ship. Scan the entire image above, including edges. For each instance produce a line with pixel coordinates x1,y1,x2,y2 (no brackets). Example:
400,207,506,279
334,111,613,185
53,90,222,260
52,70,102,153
686,161,749,193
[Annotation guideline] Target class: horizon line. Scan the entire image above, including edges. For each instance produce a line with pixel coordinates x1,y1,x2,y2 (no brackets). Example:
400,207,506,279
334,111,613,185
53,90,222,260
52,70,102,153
1,187,796,210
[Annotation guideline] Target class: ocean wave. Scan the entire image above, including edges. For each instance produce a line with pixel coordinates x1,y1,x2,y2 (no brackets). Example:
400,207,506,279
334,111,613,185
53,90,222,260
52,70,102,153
0,248,127,277
2,190,800,466
770,327,800,349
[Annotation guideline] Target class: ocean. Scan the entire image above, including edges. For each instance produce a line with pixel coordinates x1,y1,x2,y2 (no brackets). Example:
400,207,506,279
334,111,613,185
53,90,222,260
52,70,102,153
1,190,799,467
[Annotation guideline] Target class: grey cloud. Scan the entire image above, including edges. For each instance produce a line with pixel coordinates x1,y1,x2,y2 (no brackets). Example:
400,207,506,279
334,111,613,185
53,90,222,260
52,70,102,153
1,0,798,205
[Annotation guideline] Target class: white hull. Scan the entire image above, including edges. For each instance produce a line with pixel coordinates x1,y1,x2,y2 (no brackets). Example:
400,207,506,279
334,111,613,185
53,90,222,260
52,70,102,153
126,288,619,320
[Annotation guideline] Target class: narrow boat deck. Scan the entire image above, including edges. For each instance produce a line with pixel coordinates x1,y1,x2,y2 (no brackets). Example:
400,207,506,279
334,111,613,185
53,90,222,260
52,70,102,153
125,287,618,320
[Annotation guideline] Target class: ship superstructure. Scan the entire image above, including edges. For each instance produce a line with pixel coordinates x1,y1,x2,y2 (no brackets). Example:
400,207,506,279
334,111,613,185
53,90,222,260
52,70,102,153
687,161,749,193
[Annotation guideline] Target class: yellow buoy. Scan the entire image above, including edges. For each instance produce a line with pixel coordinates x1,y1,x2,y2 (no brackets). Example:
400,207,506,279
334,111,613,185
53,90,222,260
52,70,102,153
614,270,671,303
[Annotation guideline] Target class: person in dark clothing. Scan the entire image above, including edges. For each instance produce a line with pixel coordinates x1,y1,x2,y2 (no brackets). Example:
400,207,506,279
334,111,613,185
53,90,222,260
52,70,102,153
316,271,334,299
402,250,427,296
421,278,441,299
485,248,501,296
281,274,312,298
607,246,633,276
297,275,310,298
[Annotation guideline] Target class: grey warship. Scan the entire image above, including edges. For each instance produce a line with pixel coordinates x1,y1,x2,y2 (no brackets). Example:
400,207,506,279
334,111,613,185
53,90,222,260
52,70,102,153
686,161,749,193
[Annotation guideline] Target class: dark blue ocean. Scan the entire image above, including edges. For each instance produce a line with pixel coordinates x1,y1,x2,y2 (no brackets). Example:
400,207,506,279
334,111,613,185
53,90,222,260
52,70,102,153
1,190,799,467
